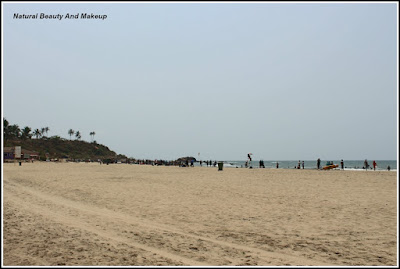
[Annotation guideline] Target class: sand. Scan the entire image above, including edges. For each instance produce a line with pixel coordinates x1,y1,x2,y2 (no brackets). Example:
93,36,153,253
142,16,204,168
2,162,398,266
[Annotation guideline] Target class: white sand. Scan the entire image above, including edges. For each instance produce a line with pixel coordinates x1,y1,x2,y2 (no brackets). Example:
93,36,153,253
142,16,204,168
3,162,397,266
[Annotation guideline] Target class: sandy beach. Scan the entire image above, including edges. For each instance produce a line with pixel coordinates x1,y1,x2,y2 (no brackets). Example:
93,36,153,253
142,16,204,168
2,162,397,266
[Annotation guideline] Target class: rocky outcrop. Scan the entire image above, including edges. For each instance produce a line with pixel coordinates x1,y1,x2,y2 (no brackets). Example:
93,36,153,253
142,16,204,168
176,156,197,163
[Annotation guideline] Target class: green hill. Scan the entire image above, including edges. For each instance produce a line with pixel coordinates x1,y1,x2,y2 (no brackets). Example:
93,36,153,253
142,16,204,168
4,136,126,161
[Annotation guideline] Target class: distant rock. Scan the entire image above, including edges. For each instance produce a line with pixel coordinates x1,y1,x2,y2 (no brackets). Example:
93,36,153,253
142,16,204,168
176,156,197,163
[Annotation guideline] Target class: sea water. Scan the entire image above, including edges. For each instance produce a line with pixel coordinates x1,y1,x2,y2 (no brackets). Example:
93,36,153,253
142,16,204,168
196,160,397,171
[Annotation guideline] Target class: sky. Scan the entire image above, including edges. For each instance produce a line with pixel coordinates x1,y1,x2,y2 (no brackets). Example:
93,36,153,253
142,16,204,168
2,2,398,161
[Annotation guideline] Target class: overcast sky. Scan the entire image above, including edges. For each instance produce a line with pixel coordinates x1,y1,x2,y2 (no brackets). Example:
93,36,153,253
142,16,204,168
2,2,398,161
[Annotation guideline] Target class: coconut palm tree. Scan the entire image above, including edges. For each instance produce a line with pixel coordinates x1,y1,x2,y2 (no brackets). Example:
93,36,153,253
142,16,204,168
34,129,41,139
41,127,46,137
21,126,32,140
90,131,96,142
3,118,9,128
68,129,74,140
75,131,81,140
9,124,21,139
45,127,50,136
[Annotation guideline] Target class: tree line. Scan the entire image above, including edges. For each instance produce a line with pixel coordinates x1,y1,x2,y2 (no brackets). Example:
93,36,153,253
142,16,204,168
3,118,96,142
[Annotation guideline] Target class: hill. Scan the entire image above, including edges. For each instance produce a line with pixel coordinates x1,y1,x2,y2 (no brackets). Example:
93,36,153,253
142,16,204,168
4,136,126,161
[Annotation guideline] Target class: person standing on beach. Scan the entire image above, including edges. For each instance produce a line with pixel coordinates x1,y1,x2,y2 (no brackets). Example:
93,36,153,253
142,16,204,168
302,161,305,169
364,159,369,171
341,159,344,170
373,160,377,171
259,160,265,168
317,158,321,170
297,160,301,169
276,162,279,169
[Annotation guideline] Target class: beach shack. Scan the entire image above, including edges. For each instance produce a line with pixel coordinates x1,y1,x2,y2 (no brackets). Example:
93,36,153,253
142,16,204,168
4,147,17,161
22,149,40,160
3,146,39,162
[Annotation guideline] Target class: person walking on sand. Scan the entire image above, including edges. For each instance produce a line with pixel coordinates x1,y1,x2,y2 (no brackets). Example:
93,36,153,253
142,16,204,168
302,161,305,169
317,158,321,170
341,159,344,170
276,162,279,169
373,160,377,171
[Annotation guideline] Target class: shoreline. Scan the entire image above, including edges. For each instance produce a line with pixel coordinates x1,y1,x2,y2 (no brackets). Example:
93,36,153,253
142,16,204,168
4,160,398,172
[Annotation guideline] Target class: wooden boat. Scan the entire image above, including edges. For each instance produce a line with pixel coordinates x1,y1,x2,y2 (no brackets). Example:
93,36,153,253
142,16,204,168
323,161,339,170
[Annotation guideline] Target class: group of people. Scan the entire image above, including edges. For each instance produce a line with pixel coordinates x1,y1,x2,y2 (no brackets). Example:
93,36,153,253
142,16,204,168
296,160,305,169
199,160,217,167
320,158,391,171
259,160,265,168
181,159,195,167
362,159,389,171
96,157,392,171
199,158,391,171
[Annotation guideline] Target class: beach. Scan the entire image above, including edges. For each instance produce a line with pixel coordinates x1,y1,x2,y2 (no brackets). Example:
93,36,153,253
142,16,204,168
3,162,398,266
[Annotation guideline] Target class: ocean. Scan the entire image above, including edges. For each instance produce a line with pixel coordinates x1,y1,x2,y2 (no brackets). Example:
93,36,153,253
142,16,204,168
196,160,397,171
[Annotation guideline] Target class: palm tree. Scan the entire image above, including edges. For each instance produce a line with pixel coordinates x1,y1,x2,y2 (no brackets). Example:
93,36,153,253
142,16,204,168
41,127,46,137
3,118,9,128
21,126,32,140
90,131,96,142
34,129,41,139
75,131,81,140
68,129,74,140
45,127,50,136
9,124,21,138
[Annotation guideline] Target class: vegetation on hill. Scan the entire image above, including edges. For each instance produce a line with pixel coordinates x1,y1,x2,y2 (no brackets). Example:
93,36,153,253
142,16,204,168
3,118,126,161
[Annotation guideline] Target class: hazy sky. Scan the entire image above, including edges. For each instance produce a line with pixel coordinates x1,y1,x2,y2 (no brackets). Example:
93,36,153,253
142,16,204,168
2,2,398,160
